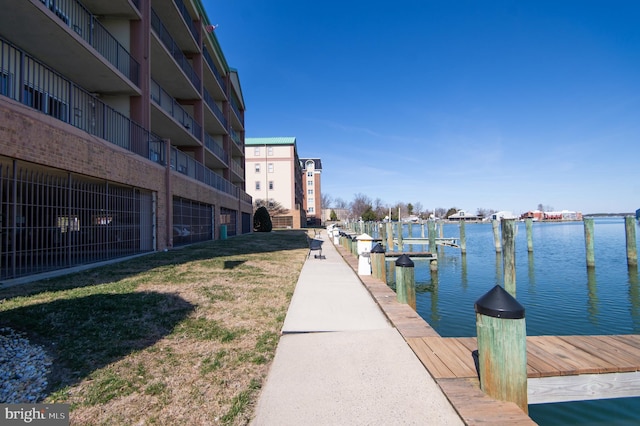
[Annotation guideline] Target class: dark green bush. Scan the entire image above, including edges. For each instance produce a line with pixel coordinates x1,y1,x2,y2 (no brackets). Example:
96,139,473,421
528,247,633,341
253,206,272,232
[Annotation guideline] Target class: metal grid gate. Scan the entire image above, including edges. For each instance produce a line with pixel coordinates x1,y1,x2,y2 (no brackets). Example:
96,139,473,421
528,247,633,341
172,197,213,246
0,158,154,281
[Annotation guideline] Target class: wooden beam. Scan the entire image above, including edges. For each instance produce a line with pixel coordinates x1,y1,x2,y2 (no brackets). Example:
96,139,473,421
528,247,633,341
528,371,640,404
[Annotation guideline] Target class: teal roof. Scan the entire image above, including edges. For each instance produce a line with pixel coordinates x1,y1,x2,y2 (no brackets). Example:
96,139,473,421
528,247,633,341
245,137,297,146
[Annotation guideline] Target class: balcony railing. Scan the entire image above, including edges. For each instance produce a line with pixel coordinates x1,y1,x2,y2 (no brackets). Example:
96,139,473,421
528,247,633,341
171,147,238,197
203,88,227,129
0,37,162,165
229,94,244,127
150,78,201,140
204,133,228,164
202,46,227,93
39,0,139,86
151,8,200,91
230,128,243,150
173,0,199,43
230,159,244,178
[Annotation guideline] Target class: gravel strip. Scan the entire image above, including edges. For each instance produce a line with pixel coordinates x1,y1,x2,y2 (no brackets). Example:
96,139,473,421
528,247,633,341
0,327,52,403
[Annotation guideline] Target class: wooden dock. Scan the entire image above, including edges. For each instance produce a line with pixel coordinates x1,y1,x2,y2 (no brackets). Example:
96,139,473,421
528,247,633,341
335,243,640,425
394,237,460,248
384,251,437,261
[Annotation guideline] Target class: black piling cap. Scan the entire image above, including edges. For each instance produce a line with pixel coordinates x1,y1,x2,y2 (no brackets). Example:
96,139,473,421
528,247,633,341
474,285,525,319
371,243,385,254
395,254,414,267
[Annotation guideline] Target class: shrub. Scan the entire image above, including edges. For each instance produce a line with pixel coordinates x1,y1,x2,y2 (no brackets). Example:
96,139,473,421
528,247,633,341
253,206,272,232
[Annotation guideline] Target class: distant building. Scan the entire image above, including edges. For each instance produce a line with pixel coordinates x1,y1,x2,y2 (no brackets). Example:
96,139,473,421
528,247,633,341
520,210,582,221
300,158,322,226
490,211,517,221
448,210,481,221
245,137,305,228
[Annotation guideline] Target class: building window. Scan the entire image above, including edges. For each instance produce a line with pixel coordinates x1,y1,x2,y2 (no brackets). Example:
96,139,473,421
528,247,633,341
255,181,260,190
268,146,273,156
268,163,274,173
268,181,274,190
308,198,314,204
255,164,260,173
308,207,314,213
307,171,313,177
307,180,313,186
308,189,313,195
254,147,260,156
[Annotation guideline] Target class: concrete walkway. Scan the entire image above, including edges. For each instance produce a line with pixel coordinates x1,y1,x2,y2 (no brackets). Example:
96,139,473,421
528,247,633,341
251,235,464,425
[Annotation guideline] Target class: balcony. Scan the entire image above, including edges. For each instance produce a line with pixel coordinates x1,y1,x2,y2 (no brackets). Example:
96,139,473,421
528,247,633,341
152,0,199,53
203,133,228,170
229,94,244,129
150,8,200,100
171,147,239,198
229,128,244,156
150,79,201,147
0,0,140,95
202,46,226,100
0,36,163,166
203,88,227,134
229,159,244,184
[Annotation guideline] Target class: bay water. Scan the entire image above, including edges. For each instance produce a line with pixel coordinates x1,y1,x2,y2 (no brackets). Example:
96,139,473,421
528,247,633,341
381,217,640,425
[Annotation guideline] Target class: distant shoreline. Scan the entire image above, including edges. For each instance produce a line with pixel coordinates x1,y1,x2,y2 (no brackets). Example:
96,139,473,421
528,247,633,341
583,213,635,217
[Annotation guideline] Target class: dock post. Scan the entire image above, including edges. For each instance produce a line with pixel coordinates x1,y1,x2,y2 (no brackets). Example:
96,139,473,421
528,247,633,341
428,220,436,253
492,220,502,253
395,254,416,310
475,285,527,414
525,218,533,252
397,221,403,250
625,216,638,267
584,218,596,268
421,220,425,238
386,222,393,251
460,220,467,254
502,219,517,297
370,243,387,283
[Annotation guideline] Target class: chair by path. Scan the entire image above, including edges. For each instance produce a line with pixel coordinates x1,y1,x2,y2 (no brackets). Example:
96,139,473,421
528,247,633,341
307,237,325,259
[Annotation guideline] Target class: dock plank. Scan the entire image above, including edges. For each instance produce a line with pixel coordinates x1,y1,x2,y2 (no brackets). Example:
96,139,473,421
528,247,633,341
406,337,456,378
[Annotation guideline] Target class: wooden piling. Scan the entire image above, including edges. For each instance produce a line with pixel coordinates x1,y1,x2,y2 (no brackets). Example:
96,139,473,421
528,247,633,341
428,220,436,253
395,254,416,310
370,244,387,283
460,220,467,254
492,220,502,253
502,219,517,297
584,218,596,268
475,285,527,414
525,218,533,253
397,221,403,250
386,222,393,251
625,216,638,267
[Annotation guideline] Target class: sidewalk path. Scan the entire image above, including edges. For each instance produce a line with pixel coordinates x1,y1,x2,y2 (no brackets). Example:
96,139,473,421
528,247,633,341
251,235,464,425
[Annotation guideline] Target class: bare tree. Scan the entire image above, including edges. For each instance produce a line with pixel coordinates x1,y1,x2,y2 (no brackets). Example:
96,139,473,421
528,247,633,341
321,193,333,210
350,193,373,219
334,197,348,209
253,199,288,216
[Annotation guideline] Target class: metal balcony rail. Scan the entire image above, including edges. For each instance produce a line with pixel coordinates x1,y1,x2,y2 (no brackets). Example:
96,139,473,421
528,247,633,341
203,87,227,129
202,46,227,93
230,159,243,177
173,0,199,43
229,128,243,150
150,78,201,141
39,0,139,86
204,133,229,164
229,94,244,127
170,147,238,197
0,36,163,166
150,8,200,92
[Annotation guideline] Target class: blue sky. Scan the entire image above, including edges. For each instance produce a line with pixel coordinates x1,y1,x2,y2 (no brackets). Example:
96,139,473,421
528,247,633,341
204,0,639,215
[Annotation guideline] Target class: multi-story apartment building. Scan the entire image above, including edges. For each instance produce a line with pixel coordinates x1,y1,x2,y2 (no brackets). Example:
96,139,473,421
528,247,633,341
300,158,322,225
0,0,251,281
245,137,305,228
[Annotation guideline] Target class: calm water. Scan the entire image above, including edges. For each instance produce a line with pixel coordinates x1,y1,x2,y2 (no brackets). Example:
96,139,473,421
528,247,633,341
378,217,640,425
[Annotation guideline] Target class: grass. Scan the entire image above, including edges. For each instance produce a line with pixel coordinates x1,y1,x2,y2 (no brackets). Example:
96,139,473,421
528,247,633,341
0,230,309,425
